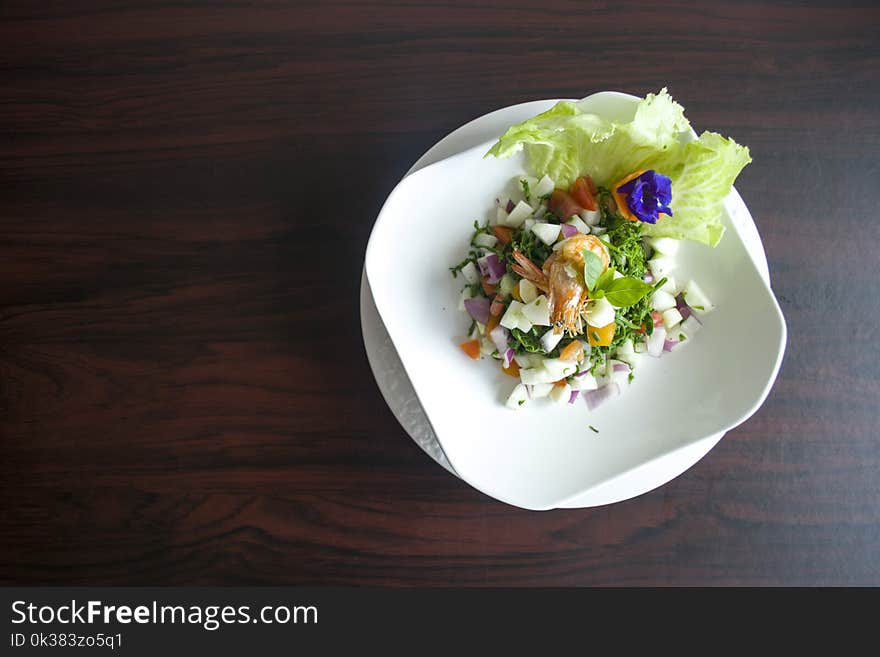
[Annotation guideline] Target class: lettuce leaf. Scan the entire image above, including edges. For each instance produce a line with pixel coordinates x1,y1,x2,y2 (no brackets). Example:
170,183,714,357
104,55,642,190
485,88,750,247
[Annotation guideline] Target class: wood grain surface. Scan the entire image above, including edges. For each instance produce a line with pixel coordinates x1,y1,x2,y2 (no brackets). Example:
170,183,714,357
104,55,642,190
1,0,878,586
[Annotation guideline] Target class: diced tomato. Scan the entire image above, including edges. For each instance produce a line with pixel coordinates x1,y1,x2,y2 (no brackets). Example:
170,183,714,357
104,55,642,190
460,339,481,360
549,189,583,221
553,378,567,387
587,322,616,347
492,225,513,245
480,276,497,296
490,292,506,317
584,175,598,196
652,311,664,327
502,359,520,377
570,176,598,211
559,340,584,363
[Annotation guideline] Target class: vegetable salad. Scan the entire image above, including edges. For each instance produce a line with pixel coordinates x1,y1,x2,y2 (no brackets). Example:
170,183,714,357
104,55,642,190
451,89,749,411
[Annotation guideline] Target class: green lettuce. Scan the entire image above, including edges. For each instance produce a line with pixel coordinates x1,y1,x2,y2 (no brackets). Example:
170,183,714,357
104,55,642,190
485,88,750,247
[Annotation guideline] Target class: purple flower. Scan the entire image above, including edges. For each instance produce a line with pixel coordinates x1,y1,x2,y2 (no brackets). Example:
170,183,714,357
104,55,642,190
616,170,673,224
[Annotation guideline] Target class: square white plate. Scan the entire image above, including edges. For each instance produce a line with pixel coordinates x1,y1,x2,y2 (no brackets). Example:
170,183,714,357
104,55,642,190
365,95,786,510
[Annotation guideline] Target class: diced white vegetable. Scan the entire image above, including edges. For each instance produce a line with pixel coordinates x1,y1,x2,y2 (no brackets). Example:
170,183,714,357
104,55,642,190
540,328,564,353
587,296,616,325
634,340,648,354
683,280,715,313
533,174,555,198
519,367,547,385
500,300,526,330
499,273,516,295
531,382,554,399
552,238,568,251
460,260,479,285
617,349,642,368
514,353,541,368
662,307,684,330
580,209,601,226
522,295,551,326
565,216,590,234
495,207,507,226
680,315,703,337
518,279,538,304
616,340,635,357
659,275,677,295
505,201,533,228
651,289,677,312
613,270,624,279
646,326,667,357
505,384,529,410
549,382,571,403
523,218,536,232
569,372,598,391
591,226,607,236
648,236,680,256
531,222,561,246
479,337,495,356
542,358,578,381
473,233,497,249
532,203,547,218
458,286,474,311
648,256,676,279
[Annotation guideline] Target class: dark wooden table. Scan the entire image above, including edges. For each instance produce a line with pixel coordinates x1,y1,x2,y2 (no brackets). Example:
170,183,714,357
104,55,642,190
1,1,878,586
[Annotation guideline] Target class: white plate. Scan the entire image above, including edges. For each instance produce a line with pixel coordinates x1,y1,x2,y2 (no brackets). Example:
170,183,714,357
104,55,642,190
362,93,785,510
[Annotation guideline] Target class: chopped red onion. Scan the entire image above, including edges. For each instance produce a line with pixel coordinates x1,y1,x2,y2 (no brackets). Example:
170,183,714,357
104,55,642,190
583,383,620,410
644,272,654,284
463,297,490,325
477,253,505,284
506,199,515,213
488,325,510,356
675,292,693,319
612,362,630,373
568,390,580,405
503,347,515,368
560,223,578,238
573,369,593,378
663,337,678,352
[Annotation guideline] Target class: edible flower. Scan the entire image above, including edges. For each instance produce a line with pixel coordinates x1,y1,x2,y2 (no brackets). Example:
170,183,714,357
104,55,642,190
614,170,673,224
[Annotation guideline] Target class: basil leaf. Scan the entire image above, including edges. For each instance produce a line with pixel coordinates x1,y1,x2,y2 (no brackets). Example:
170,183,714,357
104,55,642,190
602,276,654,308
594,267,616,292
582,249,603,290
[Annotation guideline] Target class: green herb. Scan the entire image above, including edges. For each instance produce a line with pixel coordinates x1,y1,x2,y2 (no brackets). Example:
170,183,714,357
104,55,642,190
582,249,603,290
518,399,525,406
589,425,599,433
679,333,686,341
591,331,600,342
520,178,531,202
600,276,654,307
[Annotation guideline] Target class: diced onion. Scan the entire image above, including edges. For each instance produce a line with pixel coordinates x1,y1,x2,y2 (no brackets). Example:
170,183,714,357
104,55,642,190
583,383,620,410
463,296,490,325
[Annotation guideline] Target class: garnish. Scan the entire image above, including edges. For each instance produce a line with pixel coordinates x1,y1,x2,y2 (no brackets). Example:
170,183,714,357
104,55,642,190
615,170,673,224
589,425,599,433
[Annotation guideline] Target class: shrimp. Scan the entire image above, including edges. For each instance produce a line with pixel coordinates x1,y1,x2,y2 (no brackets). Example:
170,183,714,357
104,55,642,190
512,233,610,335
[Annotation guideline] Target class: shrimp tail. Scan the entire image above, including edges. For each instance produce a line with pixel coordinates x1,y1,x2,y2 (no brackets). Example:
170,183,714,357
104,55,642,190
511,250,550,292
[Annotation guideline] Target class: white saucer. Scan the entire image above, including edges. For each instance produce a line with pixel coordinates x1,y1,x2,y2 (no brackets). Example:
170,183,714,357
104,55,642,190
360,99,771,508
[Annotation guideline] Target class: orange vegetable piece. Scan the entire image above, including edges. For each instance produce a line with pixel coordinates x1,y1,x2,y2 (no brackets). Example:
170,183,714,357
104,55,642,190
587,322,616,347
480,276,497,296
553,378,567,387
559,340,584,363
502,359,520,377
492,225,513,245
485,313,500,335
610,170,645,223
510,280,523,303
460,339,481,360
